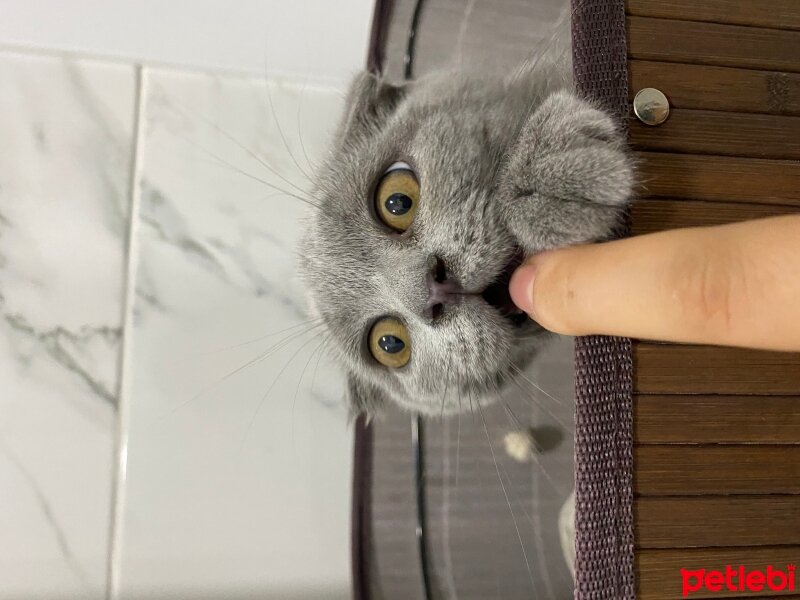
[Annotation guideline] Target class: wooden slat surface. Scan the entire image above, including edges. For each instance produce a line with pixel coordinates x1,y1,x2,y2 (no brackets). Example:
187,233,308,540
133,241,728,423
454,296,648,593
630,199,799,235
637,152,800,206
634,344,800,395
634,395,800,444
628,1,800,596
634,445,800,495
629,109,800,160
628,16,800,73
626,0,800,31
629,60,800,117
635,495,800,547
637,546,800,599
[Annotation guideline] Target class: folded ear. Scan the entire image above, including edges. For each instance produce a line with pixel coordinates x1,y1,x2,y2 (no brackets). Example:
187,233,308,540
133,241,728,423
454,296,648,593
337,71,407,148
499,90,632,252
346,373,386,419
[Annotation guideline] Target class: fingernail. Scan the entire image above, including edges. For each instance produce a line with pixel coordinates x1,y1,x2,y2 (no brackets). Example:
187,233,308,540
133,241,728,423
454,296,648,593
509,264,537,315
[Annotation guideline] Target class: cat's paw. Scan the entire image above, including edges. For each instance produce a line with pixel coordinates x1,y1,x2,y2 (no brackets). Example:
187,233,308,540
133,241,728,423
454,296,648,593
499,90,633,253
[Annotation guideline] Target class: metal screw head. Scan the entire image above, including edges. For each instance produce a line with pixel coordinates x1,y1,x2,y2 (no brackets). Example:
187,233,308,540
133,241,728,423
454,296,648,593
633,87,670,126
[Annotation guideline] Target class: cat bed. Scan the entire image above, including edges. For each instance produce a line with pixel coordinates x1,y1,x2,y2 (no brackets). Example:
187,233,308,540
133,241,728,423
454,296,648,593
352,0,636,598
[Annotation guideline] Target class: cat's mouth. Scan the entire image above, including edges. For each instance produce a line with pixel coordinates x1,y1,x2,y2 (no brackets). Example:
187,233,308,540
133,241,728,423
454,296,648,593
481,248,528,327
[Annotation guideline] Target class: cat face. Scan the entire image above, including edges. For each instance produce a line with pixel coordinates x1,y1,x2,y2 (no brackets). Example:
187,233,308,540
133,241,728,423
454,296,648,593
299,66,631,415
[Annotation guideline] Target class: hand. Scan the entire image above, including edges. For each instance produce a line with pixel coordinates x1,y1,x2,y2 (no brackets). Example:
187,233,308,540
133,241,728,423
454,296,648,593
508,215,800,352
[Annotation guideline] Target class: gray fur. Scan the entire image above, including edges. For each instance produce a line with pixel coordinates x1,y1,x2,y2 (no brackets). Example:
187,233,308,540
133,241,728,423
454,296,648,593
298,57,632,416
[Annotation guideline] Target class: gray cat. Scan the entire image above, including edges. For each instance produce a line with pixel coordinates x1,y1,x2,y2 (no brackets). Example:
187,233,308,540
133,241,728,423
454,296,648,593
298,57,632,416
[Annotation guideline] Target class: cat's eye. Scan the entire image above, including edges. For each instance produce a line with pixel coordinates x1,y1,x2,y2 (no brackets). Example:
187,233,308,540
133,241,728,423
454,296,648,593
368,317,411,368
374,162,419,232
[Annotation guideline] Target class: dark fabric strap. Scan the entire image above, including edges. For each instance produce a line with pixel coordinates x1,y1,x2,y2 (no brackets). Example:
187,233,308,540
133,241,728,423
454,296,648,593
367,0,395,75
572,1,636,598
351,415,374,600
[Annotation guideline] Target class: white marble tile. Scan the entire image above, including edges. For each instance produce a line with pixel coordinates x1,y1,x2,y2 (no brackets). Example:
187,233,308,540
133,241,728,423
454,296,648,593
115,68,352,599
0,51,136,598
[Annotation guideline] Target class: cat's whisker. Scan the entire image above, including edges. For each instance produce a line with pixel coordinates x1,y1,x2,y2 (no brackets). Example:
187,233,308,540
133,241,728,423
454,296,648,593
172,131,322,210
179,318,323,362
309,329,330,401
494,456,557,599
507,363,575,431
291,333,330,445
490,380,567,496
255,188,323,210
439,417,460,600
502,367,575,437
467,380,477,422
438,357,452,418
476,400,536,595
295,77,318,174
262,70,315,183
174,125,319,208
239,328,323,450
168,100,312,198
498,379,567,599
439,378,449,418
455,374,462,494
471,408,507,596
208,117,312,197
507,361,571,410
163,322,325,419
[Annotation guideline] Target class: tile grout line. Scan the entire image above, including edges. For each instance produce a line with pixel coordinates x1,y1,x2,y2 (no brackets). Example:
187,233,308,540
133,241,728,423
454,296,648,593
0,42,346,92
105,61,146,600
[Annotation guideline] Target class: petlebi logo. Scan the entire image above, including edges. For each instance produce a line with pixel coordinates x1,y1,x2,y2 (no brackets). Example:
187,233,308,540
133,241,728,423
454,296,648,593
682,564,796,596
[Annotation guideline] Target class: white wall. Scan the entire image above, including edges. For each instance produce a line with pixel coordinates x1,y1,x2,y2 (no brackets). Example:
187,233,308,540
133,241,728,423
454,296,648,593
0,2,373,598
0,0,373,84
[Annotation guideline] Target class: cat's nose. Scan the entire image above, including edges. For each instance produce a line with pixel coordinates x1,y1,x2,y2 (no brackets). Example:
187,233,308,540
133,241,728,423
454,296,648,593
424,256,463,320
